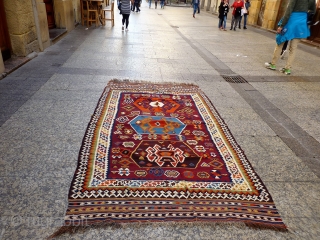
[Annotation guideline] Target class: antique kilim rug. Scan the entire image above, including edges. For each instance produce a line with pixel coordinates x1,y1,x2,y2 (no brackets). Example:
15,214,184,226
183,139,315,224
55,80,287,236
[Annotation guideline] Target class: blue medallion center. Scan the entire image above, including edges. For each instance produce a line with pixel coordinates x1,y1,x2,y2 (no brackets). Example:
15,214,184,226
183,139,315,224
129,116,186,135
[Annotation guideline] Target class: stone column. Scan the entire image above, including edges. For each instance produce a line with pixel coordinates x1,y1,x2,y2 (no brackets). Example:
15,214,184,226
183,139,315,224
32,0,50,51
263,0,280,29
54,0,75,31
248,0,262,25
3,0,39,57
249,0,280,29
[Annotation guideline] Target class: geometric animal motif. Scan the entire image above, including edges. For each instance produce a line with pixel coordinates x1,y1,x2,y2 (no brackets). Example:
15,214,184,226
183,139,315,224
146,144,184,167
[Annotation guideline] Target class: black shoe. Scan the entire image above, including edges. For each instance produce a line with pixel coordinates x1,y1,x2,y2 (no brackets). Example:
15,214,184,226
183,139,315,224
234,28,236,31
230,28,232,30
244,26,247,29
239,26,241,29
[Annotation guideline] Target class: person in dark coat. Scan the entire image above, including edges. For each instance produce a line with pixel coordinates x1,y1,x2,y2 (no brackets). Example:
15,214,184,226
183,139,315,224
133,0,141,12
218,0,229,31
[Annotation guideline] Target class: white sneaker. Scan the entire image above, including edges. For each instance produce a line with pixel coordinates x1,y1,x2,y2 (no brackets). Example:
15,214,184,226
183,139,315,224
125,28,129,31
265,62,276,70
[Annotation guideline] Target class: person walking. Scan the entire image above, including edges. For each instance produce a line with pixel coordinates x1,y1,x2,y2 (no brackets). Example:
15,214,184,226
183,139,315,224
191,0,200,18
134,0,141,12
118,0,123,14
155,0,158,9
230,0,244,31
121,0,134,31
218,0,229,31
265,0,316,75
149,0,152,8
160,0,165,8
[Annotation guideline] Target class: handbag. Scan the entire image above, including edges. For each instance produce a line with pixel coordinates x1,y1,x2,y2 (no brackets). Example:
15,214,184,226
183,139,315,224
307,11,314,25
241,8,247,16
235,7,242,17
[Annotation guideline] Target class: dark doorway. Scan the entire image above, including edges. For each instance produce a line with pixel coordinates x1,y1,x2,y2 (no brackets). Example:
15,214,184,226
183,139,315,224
44,0,56,29
309,1,320,43
0,0,11,61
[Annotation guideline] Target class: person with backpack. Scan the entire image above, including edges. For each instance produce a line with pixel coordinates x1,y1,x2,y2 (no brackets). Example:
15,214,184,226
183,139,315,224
121,0,134,31
230,0,244,31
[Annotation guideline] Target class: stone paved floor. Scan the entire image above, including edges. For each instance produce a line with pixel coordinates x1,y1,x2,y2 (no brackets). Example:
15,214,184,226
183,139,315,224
1,4,320,240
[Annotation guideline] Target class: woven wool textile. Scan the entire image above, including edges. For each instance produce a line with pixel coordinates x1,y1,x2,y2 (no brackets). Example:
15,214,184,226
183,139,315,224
65,80,286,230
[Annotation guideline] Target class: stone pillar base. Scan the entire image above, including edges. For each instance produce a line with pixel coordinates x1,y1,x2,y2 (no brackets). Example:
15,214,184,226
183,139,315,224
0,51,5,75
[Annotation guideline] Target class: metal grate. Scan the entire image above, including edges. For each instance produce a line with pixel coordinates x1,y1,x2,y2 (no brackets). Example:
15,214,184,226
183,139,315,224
222,75,248,83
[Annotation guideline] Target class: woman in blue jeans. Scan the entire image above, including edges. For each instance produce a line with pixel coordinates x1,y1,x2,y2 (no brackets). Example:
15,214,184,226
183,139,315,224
191,0,200,18
160,0,165,8
242,0,251,29
218,0,229,30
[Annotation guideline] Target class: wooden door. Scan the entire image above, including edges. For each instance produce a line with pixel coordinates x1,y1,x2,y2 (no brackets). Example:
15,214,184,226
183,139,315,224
309,1,320,43
44,0,56,29
0,0,11,61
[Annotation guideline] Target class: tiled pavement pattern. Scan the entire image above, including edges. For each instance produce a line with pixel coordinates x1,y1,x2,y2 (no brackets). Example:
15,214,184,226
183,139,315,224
1,4,320,240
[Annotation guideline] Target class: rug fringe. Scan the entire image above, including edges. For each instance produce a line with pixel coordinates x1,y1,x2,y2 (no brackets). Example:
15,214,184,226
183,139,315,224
47,222,121,239
107,78,199,87
47,220,288,239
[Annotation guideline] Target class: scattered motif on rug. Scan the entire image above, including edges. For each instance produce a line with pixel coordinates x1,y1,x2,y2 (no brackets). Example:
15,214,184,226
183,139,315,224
63,80,287,231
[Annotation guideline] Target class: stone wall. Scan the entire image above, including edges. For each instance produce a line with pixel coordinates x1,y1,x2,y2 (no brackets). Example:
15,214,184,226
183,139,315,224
263,0,280,29
72,0,81,24
247,0,262,25
54,0,75,30
3,0,39,56
248,0,280,29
